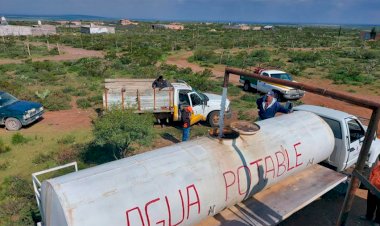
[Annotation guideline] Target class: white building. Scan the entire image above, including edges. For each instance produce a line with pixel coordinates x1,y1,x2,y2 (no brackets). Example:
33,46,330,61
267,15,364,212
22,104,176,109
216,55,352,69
80,24,115,34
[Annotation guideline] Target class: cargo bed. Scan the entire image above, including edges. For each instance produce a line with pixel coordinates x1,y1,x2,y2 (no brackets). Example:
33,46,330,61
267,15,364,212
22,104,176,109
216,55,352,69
198,165,347,226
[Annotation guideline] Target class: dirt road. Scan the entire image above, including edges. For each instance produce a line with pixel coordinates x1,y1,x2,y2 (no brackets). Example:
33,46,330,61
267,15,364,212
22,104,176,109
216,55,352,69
0,44,104,65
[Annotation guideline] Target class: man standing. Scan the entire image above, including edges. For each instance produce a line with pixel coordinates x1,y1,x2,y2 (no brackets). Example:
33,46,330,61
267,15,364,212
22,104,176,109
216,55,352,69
181,106,192,142
256,91,290,120
152,75,169,90
365,161,380,225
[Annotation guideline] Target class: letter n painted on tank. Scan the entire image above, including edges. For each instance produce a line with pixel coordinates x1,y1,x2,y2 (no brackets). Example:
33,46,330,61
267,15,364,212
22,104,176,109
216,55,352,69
145,198,161,226
294,142,303,167
237,166,251,195
223,171,236,201
165,190,185,226
264,156,276,179
126,207,145,226
186,184,201,219
275,151,286,177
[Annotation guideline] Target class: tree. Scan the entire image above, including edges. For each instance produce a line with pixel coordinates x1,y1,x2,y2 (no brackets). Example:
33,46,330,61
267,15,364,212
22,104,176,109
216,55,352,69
93,110,155,159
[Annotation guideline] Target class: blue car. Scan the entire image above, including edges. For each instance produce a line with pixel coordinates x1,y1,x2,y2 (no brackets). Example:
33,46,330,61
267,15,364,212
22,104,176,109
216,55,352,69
0,91,44,131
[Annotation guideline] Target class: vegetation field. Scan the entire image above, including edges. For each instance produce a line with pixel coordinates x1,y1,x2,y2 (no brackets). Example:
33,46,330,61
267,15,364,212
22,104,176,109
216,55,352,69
0,21,379,225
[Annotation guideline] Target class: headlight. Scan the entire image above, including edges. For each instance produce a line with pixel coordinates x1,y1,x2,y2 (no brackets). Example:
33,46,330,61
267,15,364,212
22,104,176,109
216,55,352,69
39,106,43,112
23,113,31,119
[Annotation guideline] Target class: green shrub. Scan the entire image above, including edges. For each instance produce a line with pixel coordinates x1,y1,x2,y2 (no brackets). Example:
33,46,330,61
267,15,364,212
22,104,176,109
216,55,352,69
0,139,11,154
11,133,30,145
327,64,374,85
0,176,39,225
76,98,92,109
93,109,155,158
41,90,71,111
288,51,321,63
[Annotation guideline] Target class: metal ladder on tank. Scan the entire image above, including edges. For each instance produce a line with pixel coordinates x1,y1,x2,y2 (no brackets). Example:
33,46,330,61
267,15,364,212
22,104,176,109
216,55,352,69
31,162,78,225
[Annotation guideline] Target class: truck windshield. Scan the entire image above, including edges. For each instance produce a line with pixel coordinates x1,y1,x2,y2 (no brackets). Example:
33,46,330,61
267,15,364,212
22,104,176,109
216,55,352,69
0,92,18,107
192,89,209,102
271,73,293,81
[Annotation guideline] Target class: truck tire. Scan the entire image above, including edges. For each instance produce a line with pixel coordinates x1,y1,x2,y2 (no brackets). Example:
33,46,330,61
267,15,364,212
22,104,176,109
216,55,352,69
5,118,22,131
243,82,250,92
208,111,220,127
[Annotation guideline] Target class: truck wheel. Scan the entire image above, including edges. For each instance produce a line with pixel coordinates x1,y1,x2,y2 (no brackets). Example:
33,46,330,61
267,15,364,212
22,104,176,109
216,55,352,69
243,82,250,92
5,118,22,131
208,111,220,127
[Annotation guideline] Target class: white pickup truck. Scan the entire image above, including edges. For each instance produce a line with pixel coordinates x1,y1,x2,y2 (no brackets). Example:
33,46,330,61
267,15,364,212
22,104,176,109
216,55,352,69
103,79,231,127
239,68,305,101
294,105,380,172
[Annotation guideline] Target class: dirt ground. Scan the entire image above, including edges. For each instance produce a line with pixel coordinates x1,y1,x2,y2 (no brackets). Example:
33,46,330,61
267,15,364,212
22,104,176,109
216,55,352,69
166,50,380,225
0,44,104,65
0,98,94,135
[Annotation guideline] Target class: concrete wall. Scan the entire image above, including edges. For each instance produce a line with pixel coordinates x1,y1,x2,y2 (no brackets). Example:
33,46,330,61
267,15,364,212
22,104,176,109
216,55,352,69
0,25,32,36
31,25,57,36
0,25,56,36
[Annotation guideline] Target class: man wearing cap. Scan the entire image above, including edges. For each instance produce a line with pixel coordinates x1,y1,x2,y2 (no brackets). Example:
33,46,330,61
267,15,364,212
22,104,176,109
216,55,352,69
181,106,193,141
152,75,169,90
256,91,291,120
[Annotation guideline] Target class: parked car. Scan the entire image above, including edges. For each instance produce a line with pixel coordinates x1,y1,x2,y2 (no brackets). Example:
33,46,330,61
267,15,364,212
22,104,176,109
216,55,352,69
239,68,305,101
0,91,44,131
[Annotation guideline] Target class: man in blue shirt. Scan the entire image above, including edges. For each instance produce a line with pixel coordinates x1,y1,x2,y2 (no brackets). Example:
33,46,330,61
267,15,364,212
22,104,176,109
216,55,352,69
256,91,290,120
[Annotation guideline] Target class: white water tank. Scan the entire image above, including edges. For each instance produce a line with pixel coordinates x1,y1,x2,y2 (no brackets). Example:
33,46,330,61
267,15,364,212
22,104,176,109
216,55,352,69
40,111,334,226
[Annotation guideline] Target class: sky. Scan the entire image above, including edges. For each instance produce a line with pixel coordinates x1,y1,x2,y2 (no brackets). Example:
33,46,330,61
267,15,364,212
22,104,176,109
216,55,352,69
0,0,379,25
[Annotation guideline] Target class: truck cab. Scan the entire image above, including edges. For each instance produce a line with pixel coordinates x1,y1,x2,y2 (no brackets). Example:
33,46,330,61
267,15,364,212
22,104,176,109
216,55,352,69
294,105,380,171
239,68,305,101
173,82,231,127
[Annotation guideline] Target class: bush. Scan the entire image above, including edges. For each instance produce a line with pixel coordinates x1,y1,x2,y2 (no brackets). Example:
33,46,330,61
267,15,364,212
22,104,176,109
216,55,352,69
76,98,92,109
288,51,321,63
0,176,39,225
93,109,155,158
11,133,30,145
0,139,11,154
41,90,71,111
327,64,374,85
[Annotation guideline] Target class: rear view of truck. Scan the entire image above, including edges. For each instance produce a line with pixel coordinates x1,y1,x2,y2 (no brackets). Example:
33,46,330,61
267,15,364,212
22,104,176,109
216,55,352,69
104,79,174,114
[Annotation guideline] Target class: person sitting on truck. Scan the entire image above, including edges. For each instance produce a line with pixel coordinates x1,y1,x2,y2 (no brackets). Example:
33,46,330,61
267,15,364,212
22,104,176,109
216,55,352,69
364,161,380,225
256,91,291,120
152,76,169,90
181,106,193,142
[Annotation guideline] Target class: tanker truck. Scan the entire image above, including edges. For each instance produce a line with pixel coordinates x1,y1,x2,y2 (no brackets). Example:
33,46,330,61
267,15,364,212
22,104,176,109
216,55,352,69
32,111,349,226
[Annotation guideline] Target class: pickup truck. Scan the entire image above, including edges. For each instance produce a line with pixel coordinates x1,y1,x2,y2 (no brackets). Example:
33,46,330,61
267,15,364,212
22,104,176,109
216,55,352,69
294,104,380,172
239,68,305,101
103,79,231,127
0,91,44,131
